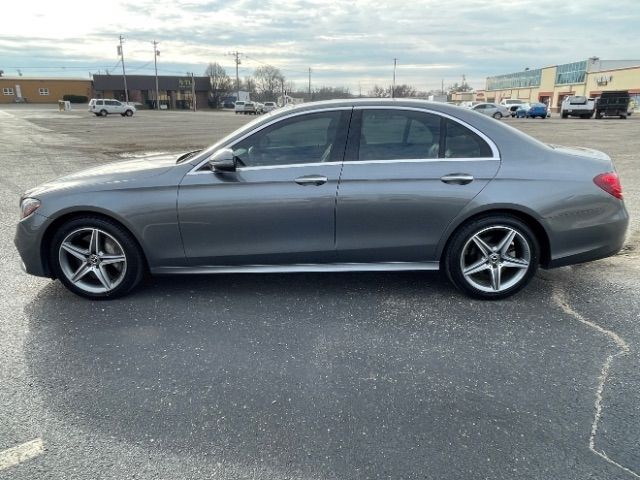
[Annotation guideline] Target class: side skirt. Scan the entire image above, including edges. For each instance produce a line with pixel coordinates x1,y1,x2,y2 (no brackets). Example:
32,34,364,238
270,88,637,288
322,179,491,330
152,262,440,275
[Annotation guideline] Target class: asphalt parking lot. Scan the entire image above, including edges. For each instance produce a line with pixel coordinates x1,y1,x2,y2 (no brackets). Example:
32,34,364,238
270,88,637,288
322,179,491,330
1,104,639,480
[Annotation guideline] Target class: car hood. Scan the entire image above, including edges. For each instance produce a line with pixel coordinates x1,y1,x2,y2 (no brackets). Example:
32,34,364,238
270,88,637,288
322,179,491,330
24,153,181,198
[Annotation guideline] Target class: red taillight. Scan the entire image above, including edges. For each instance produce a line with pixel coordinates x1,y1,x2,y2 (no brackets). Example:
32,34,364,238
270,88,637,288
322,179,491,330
594,172,623,199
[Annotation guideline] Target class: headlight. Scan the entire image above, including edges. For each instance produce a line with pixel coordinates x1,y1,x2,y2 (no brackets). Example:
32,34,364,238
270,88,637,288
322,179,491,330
20,197,41,219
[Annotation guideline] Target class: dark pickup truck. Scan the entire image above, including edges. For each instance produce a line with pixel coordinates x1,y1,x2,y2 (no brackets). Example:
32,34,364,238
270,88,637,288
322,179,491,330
596,91,633,119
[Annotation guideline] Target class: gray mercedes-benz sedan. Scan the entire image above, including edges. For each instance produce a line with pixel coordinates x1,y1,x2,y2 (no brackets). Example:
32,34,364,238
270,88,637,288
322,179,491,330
15,99,628,300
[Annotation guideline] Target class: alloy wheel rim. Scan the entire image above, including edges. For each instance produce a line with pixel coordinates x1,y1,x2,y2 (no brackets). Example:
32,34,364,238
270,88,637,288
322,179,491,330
58,228,127,294
460,226,531,293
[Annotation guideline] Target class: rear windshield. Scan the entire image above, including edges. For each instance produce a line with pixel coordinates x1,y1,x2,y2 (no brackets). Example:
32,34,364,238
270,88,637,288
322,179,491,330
569,96,587,105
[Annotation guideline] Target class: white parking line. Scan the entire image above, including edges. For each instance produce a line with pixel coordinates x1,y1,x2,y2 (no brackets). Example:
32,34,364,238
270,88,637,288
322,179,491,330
553,287,639,479
0,438,45,472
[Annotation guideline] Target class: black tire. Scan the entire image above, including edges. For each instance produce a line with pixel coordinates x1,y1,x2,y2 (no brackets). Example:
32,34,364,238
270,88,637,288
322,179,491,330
444,215,539,300
50,216,145,299
561,112,568,119
620,115,627,119
125,109,134,117
100,109,108,117
493,112,503,119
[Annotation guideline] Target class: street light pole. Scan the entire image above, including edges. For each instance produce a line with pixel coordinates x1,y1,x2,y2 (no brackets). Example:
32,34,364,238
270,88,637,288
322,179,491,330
153,40,160,109
308,67,312,101
118,35,129,103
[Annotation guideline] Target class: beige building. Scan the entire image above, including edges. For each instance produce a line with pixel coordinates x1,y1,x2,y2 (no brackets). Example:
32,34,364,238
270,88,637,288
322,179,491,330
0,77,92,104
484,58,640,112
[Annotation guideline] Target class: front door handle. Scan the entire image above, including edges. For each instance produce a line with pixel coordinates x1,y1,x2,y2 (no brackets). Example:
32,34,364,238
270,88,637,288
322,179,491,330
295,175,328,186
440,173,474,185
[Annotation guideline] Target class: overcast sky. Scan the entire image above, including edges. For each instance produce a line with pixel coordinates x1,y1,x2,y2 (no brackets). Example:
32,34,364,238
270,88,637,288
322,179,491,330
1,0,639,92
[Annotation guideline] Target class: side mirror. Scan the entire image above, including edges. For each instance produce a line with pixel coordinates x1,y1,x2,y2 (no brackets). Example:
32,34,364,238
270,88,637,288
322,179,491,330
208,148,237,172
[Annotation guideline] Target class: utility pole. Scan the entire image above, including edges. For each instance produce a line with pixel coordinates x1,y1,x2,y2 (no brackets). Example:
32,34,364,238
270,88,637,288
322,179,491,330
118,35,129,103
308,67,312,101
153,40,160,109
392,58,397,98
227,51,242,102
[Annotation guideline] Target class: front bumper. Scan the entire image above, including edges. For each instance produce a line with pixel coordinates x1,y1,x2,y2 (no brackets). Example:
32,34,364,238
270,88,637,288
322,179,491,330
14,213,52,278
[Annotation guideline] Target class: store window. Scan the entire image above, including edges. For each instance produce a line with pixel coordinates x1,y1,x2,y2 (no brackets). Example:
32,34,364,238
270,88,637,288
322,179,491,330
38,88,49,96
487,69,542,90
2,88,14,95
555,61,587,85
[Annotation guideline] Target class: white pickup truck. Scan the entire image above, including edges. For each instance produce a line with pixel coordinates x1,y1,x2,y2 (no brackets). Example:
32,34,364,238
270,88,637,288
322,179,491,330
560,96,595,119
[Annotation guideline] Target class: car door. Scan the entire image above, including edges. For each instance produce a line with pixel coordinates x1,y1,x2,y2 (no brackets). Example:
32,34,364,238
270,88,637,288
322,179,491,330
178,108,351,266
335,107,501,264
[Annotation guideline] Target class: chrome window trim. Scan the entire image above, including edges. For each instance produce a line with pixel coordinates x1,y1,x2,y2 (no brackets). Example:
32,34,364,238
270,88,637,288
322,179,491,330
187,104,500,175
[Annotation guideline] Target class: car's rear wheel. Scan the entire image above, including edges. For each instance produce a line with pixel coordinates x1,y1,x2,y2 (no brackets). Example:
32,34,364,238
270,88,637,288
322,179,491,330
50,217,145,299
493,112,503,119
100,109,108,117
444,215,539,300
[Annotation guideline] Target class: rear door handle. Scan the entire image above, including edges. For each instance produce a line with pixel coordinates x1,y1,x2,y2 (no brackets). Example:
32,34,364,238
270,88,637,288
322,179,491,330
440,173,474,185
295,175,328,186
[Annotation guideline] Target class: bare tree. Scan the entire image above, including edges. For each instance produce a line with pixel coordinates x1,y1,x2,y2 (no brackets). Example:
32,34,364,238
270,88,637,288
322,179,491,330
391,84,417,98
204,62,232,108
368,85,390,98
242,76,257,98
368,84,417,98
312,86,353,101
254,65,285,101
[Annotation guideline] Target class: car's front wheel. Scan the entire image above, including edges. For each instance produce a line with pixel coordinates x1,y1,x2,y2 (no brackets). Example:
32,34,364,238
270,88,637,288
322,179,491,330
444,215,539,300
50,217,145,299
125,109,134,117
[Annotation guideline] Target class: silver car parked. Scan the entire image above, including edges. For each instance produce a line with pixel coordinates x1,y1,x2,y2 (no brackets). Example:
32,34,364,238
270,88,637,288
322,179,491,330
15,99,628,300
470,102,512,119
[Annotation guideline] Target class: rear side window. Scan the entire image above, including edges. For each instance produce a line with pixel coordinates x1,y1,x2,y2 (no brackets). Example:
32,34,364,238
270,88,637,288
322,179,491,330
444,120,493,158
358,110,440,160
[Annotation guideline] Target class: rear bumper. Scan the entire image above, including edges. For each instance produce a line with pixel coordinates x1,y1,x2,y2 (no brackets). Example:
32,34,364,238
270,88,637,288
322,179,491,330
545,207,629,268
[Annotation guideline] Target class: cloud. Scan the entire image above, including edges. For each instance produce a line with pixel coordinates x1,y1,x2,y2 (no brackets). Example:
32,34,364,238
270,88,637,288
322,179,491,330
1,0,639,91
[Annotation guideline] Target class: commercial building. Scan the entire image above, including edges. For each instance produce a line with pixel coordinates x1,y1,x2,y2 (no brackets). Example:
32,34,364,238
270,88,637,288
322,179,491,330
484,58,640,112
0,77,92,104
92,74,211,109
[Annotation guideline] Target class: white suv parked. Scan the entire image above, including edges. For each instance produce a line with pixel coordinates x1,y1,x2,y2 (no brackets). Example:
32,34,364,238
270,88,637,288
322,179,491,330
89,98,136,117
234,101,246,114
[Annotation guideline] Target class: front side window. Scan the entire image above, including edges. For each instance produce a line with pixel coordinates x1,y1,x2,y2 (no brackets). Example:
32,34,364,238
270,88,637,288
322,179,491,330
2,88,14,95
358,110,440,160
232,111,345,167
444,120,493,158
38,88,49,96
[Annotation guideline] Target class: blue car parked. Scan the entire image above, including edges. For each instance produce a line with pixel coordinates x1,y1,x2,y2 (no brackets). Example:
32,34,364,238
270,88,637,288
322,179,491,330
526,102,549,118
